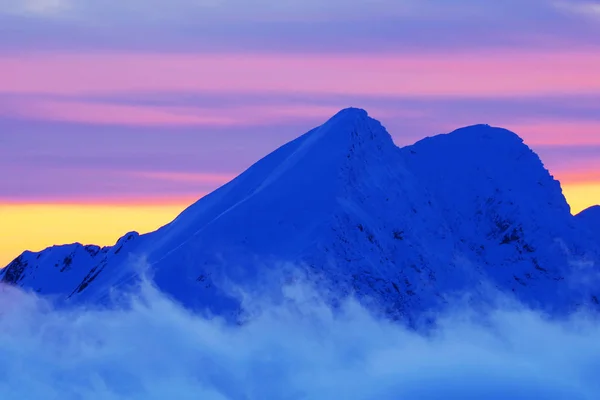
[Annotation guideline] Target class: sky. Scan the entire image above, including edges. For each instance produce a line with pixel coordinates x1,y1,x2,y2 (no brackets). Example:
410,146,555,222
1,0,600,266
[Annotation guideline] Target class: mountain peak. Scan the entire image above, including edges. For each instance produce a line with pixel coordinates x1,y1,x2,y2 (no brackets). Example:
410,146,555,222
440,124,523,144
408,124,542,167
329,107,369,121
402,122,571,223
306,107,394,151
314,107,376,135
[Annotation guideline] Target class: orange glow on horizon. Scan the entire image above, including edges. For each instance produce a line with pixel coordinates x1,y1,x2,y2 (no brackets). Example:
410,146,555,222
562,182,600,216
0,202,193,267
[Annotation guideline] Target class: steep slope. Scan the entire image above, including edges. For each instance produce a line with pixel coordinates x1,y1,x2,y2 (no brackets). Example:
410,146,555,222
2,109,598,323
402,125,596,309
71,108,444,319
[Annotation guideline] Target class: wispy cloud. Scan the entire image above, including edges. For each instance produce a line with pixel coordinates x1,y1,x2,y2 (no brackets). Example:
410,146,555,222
0,98,349,127
1,90,599,205
2,0,588,23
0,0,69,16
130,171,235,185
1,0,598,53
2,52,600,97
554,1,600,19
0,0,517,21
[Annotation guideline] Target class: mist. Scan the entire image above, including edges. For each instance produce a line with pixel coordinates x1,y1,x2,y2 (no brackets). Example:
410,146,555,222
1,277,599,400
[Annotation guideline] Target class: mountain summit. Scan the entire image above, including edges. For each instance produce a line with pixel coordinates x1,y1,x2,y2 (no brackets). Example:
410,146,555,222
2,109,599,323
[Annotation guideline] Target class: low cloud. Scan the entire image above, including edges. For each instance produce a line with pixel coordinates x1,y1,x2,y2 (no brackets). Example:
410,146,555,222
1,275,599,399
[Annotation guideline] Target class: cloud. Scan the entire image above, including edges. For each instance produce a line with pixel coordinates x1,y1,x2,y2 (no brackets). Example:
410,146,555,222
0,97,350,127
2,52,600,98
1,0,598,53
1,0,413,21
554,1,600,19
0,0,575,23
0,0,69,16
0,276,599,399
1,90,600,205
0,0,461,21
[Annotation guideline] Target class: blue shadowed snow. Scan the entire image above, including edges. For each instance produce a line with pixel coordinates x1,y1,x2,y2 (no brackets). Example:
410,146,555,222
2,108,599,322
577,206,600,241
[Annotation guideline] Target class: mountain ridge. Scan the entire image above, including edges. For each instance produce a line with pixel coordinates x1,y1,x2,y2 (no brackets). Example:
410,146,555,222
2,108,599,323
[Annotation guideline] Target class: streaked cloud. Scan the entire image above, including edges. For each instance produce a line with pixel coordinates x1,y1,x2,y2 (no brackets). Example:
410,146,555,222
2,0,593,23
0,0,540,21
2,52,600,98
0,98,347,127
503,122,600,146
1,104,599,203
0,0,69,16
1,0,598,52
130,171,235,185
1,99,238,126
554,1,600,19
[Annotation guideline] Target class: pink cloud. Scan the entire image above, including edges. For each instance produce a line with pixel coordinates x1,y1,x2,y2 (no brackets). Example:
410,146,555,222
2,51,600,97
502,121,600,146
0,194,203,206
129,171,236,184
557,170,600,184
2,99,237,126
0,97,419,126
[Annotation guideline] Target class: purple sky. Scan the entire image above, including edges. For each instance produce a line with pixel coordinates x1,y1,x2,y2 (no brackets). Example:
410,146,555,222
1,0,600,209
2,0,600,53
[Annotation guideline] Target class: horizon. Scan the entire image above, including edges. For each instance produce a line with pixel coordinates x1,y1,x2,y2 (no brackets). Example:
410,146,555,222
2,1,600,266
2,110,598,267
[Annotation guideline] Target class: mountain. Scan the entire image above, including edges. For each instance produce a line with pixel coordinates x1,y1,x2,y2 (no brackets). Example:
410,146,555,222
576,206,600,242
2,108,599,323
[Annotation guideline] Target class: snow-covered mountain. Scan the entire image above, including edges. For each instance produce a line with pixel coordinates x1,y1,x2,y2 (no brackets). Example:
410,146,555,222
577,206,600,243
2,108,599,322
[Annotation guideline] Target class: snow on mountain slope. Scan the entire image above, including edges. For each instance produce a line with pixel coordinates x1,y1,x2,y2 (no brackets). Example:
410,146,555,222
401,125,597,309
1,243,107,296
576,206,600,242
1,232,139,299
73,107,439,318
2,109,599,323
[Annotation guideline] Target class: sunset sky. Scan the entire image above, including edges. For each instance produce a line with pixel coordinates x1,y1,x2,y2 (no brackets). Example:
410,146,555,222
1,0,600,266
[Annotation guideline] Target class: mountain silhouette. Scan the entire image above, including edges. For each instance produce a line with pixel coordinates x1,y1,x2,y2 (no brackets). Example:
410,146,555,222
3,108,599,324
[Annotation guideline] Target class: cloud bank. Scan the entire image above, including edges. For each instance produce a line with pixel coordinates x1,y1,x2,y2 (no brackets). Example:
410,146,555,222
1,278,599,399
